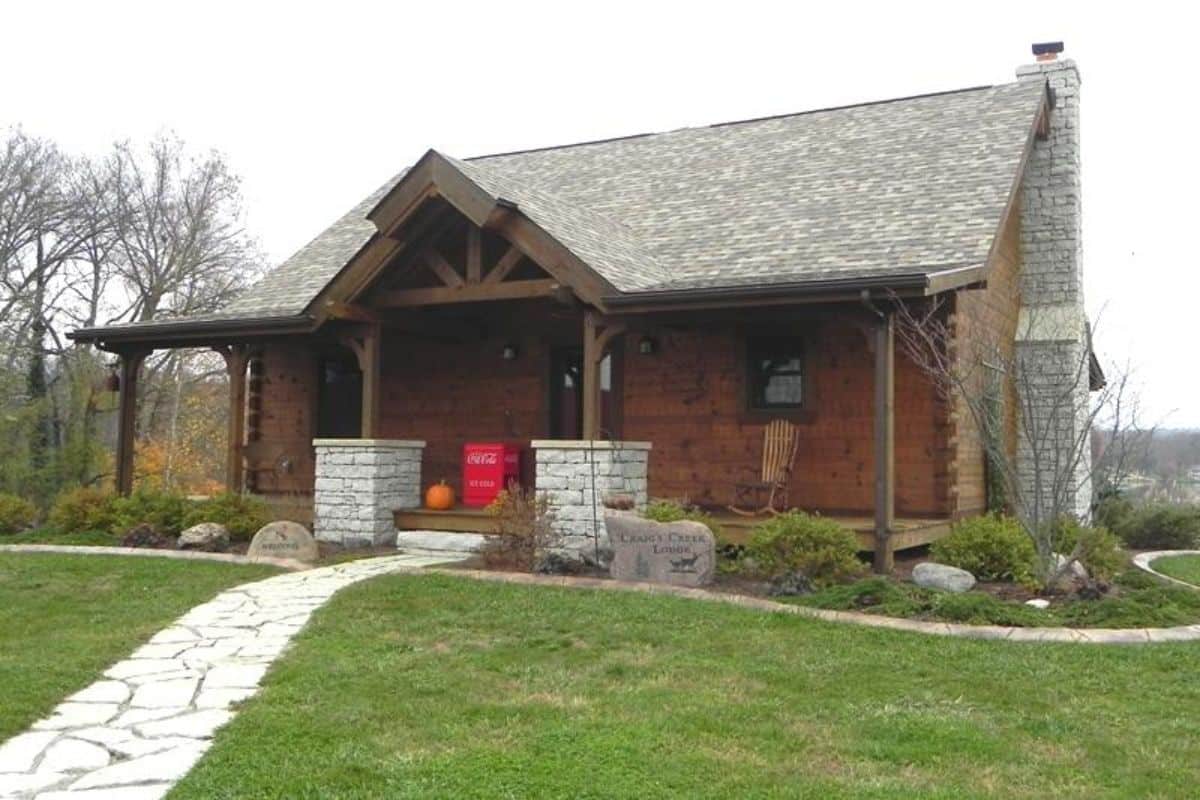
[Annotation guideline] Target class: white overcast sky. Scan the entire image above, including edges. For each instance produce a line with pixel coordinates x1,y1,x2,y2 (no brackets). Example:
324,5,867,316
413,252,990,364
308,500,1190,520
3,0,1196,426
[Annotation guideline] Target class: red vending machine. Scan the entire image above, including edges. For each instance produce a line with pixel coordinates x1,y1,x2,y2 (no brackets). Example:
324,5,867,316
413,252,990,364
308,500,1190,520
462,442,521,508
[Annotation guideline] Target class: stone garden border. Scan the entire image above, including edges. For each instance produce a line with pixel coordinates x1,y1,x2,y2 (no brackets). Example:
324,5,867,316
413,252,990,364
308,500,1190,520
422,567,1200,644
1132,550,1200,590
0,544,310,572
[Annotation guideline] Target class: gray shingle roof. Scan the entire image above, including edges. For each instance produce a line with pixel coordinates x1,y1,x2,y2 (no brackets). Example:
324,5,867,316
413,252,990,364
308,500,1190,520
139,80,1048,324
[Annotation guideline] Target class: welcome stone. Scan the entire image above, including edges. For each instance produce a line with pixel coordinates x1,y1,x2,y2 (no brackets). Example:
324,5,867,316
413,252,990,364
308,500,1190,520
247,521,318,562
606,513,715,587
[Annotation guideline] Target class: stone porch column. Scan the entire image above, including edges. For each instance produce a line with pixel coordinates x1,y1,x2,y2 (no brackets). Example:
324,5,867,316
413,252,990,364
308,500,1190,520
312,439,425,547
532,440,651,557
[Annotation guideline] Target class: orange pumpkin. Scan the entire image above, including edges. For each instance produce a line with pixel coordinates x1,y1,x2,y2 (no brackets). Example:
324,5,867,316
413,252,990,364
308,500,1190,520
425,480,455,510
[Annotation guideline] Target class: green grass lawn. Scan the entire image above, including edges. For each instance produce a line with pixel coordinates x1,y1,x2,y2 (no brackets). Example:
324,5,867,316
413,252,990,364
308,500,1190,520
1152,554,1200,587
0,553,279,741
171,574,1200,799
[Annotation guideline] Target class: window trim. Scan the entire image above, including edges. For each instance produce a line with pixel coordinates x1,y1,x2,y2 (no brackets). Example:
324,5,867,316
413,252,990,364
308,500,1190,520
741,331,816,423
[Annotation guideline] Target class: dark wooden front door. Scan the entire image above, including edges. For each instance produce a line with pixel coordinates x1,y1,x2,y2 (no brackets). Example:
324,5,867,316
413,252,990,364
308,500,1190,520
316,353,362,438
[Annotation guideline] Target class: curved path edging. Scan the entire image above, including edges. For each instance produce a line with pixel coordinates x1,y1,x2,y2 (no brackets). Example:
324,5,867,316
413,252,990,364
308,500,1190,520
0,544,311,572
0,553,454,799
424,567,1200,645
1132,550,1200,590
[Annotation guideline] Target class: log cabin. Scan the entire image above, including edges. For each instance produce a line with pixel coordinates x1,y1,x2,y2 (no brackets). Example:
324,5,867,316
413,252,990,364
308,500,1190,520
70,45,1097,571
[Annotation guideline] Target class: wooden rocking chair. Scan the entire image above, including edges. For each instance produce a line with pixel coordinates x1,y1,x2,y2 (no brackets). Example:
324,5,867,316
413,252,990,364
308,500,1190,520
728,419,800,516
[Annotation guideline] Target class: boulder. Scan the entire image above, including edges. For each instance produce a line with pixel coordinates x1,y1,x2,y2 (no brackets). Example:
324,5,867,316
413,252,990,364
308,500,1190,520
1025,598,1051,610
912,562,976,593
605,513,715,587
1045,553,1089,592
247,521,319,562
1051,554,1089,578
177,522,230,552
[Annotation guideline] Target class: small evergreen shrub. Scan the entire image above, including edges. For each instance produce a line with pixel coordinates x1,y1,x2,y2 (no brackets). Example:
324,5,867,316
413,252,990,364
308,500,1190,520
1093,493,1136,537
0,493,37,535
1051,517,1127,581
1116,504,1200,550
182,492,270,542
48,486,117,535
642,499,725,543
108,489,193,537
930,514,1037,587
744,511,864,586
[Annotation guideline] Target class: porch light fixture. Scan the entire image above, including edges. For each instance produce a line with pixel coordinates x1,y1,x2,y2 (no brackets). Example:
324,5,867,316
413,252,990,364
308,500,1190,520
501,343,519,361
638,336,657,356
103,363,121,393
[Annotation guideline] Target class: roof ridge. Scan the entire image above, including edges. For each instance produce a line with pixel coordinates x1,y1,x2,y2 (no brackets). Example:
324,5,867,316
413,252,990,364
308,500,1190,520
465,82,1010,162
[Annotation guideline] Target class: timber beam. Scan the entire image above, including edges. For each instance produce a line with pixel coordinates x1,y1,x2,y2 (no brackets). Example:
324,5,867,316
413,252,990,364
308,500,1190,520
114,348,150,496
581,311,628,440
339,323,382,437
213,344,252,493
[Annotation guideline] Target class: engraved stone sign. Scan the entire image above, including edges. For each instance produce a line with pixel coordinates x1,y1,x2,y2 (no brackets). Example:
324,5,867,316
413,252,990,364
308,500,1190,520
247,520,319,562
606,513,715,587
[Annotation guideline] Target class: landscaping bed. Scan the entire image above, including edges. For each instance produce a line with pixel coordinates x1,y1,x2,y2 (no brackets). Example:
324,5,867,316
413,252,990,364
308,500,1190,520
787,569,1200,628
0,552,279,741
170,572,1200,799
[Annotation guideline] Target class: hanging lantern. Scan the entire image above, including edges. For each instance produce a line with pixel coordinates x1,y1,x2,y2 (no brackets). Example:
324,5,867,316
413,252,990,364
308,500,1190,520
103,364,121,393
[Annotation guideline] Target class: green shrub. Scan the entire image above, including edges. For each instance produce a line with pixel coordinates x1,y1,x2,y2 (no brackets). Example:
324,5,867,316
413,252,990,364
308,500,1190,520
928,591,1046,627
1093,493,1136,537
47,486,117,535
0,493,37,535
1051,517,1127,580
744,511,863,586
643,499,724,541
1117,504,1200,550
108,489,193,537
930,514,1037,587
181,492,270,542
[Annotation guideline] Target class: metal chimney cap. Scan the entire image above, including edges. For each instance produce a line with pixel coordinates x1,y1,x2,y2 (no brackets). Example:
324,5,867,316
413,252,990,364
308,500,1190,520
1031,42,1065,56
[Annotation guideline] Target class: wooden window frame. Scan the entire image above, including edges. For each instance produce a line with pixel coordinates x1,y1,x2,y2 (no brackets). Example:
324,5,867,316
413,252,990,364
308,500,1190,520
741,331,816,424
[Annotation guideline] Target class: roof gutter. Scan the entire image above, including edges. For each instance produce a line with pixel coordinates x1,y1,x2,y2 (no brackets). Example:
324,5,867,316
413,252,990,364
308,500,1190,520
68,314,318,349
602,271,933,309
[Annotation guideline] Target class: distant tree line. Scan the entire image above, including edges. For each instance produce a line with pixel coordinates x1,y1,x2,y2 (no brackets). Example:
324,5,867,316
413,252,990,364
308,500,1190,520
0,128,264,506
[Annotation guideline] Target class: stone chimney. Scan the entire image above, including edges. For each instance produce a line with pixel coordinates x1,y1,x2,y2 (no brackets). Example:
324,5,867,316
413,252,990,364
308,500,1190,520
1017,42,1082,308
1014,42,1093,521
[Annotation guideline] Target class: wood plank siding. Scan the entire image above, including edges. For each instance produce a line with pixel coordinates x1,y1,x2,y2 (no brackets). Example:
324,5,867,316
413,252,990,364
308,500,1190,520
946,196,1024,516
247,306,956,519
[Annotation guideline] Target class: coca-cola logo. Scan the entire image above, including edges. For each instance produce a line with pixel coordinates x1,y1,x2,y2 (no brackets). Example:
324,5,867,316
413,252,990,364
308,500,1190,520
466,451,500,465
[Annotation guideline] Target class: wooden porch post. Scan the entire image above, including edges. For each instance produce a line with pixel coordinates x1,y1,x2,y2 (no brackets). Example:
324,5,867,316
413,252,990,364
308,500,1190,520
342,323,382,437
873,311,896,573
581,311,626,440
215,345,251,493
114,349,148,496
582,312,601,440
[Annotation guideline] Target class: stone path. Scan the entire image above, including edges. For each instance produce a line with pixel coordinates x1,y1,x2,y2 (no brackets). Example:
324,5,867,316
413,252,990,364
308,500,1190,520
0,554,451,799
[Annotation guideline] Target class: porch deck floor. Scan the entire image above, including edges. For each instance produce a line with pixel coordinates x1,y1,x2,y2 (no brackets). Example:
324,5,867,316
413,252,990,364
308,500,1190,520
393,507,952,553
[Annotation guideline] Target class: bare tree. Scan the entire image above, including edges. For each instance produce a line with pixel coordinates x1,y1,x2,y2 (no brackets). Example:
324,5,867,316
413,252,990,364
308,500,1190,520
892,295,1143,586
103,135,260,323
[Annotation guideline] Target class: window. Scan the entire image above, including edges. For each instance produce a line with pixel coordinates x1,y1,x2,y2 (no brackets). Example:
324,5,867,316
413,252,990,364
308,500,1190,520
746,336,806,411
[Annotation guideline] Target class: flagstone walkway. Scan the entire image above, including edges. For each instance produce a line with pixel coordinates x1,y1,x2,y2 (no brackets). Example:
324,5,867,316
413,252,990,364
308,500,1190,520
0,554,450,799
